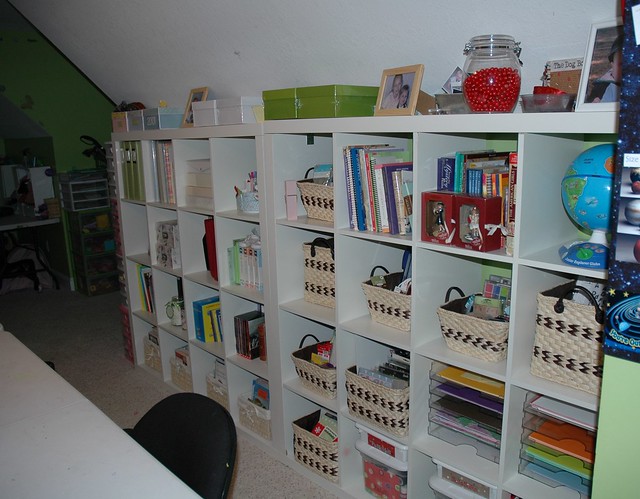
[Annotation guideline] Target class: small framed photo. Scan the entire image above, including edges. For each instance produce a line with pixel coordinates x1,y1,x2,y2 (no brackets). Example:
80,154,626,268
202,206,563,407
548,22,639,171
374,64,425,116
182,87,209,127
576,19,623,112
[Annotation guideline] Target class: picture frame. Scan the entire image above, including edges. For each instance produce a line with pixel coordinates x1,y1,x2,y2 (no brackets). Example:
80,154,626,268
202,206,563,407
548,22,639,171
576,19,623,112
374,64,425,116
181,87,209,127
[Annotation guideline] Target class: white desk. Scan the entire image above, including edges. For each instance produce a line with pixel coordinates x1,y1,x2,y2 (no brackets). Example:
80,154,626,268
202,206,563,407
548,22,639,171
0,331,199,498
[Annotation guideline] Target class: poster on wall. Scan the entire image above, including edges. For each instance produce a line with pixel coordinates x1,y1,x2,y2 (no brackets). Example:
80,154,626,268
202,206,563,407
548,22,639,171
604,0,640,362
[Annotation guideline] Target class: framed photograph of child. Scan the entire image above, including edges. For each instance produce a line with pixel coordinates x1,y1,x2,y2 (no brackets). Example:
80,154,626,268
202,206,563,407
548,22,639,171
375,64,425,116
181,87,209,127
576,19,623,112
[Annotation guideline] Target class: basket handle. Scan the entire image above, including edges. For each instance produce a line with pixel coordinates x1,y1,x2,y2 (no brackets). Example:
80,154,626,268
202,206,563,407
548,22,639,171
445,286,466,302
298,333,320,348
310,237,334,259
554,285,605,324
304,167,315,179
370,265,390,278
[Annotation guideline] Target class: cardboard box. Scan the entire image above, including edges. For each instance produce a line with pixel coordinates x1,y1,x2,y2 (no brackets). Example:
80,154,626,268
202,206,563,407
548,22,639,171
142,107,183,130
453,194,503,252
216,96,262,125
262,87,297,120
126,110,144,131
296,84,378,119
192,100,216,127
111,112,127,132
421,191,456,245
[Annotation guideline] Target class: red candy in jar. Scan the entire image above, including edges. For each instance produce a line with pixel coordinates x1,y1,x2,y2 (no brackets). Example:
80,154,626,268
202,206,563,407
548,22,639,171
462,35,522,113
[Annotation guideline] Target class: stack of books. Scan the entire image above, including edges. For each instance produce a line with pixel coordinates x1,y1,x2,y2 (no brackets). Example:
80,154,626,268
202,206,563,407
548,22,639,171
136,264,154,313
152,140,176,204
234,310,265,359
193,296,222,343
343,144,413,235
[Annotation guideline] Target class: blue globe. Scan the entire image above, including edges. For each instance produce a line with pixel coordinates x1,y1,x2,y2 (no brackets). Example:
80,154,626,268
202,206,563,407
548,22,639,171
559,143,615,268
561,143,615,232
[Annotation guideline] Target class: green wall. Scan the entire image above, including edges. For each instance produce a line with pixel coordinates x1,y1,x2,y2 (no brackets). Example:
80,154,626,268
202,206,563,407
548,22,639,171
592,355,640,497
0,28,115,280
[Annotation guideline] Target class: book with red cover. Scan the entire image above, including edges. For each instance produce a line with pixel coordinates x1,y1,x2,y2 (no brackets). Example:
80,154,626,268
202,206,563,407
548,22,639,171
203,217,218,281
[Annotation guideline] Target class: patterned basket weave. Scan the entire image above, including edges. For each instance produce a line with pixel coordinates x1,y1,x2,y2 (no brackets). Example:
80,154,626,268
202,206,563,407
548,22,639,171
143,336,162,373
206,372,230,411
238,393,271,440
297,179,334,222
345,365,409,437
437,287,509,362
303,237,335,308
292,410,339,483
170,357,193,392
291,334,337,399
361,266,411,332
531,281,604,395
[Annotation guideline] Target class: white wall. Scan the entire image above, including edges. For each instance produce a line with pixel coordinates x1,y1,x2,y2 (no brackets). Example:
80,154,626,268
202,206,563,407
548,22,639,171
10,0,619,108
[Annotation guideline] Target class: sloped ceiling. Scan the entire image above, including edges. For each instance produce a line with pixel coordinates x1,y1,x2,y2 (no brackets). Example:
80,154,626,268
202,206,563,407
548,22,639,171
8,0,619,110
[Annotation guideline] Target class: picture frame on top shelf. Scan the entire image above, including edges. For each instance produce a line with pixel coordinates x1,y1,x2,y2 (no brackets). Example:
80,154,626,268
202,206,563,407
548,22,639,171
375,64,424,116
182,87,209,127
575,19,623,112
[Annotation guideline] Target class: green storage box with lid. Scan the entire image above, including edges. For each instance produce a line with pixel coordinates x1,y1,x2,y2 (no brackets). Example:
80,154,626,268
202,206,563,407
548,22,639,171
263,87,298,120
296,85,378,119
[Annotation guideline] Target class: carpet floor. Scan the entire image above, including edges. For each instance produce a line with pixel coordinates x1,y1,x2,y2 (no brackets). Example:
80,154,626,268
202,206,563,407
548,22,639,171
0,286,338,499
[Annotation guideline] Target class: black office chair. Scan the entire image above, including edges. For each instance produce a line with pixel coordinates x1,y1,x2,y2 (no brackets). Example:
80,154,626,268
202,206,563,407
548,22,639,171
125,393,237,499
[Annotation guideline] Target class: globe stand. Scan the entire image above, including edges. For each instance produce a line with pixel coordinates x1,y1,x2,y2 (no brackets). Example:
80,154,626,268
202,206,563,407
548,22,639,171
559,229,609,269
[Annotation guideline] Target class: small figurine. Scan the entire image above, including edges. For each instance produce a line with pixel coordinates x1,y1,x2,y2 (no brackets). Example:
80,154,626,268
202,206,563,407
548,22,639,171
464,205,482,243
432,202,449,240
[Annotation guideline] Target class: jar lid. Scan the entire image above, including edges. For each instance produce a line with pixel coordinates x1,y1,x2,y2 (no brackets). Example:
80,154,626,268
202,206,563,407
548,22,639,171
464,34,521,56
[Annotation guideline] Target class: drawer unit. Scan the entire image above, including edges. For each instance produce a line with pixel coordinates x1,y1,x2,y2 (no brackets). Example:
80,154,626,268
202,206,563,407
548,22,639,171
59,171,109,211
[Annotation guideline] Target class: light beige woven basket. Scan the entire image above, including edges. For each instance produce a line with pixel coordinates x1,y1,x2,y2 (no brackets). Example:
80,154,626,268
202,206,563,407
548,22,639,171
170,357,193,392
291,334,337,399
297,179,334,222
437,287,509,362
143,336,162,373
303,238,335,308
292,410,339,483
345,365,409,437
206,372,230,411
238,393,271,440
531,281,604,395
361,266,411,332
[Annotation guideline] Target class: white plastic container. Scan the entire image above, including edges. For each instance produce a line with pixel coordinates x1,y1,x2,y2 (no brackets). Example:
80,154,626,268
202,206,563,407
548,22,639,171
429,458,497,499
356,438,408,499
192,100,216,127
355,423,409,462
216,97,262,125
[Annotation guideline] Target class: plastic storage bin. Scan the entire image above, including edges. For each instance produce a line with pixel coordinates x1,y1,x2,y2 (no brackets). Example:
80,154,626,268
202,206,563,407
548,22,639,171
356,438,408,499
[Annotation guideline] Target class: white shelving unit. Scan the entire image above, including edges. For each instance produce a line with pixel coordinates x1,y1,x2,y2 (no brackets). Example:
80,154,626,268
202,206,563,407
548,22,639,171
113,111,617,499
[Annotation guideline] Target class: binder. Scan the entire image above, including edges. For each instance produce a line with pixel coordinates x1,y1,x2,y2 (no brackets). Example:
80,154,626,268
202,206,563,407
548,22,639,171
203,217,218,281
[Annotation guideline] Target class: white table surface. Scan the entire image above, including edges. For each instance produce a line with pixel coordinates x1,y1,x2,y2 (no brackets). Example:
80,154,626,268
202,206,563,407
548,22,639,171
0,331,200,498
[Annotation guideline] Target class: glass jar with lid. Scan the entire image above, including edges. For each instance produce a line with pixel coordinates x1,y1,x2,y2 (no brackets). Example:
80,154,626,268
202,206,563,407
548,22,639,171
462,34,522,113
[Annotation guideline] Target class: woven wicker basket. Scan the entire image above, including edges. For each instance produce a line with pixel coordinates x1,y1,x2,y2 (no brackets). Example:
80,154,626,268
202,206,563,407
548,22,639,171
297,167,334,222
206,372,230,411
291,334,337,399
143,336,162,373
531,281,604,395
345,365,409,437
238,393,271,440
303,238,335,308
361,266,411,332
436,287,509,362
170,357,193,392
292,410,339,483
